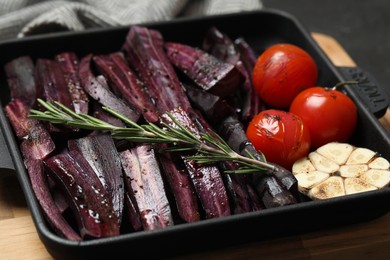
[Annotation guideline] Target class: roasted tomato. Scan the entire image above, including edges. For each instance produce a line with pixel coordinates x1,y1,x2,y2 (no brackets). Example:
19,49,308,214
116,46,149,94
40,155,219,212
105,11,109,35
252,43,318,109
289,86,357,149
246,109,311,170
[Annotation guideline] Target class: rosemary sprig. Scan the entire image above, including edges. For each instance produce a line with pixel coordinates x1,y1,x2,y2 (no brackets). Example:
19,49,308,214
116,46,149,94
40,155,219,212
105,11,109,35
29,99,276,174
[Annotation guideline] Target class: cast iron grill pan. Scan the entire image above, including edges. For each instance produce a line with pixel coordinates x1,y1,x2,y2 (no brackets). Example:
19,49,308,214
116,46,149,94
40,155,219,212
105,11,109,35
0,9,389,259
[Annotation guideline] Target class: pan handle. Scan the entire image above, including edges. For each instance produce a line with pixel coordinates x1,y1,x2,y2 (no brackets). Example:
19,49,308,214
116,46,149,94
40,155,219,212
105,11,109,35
338,66,390,118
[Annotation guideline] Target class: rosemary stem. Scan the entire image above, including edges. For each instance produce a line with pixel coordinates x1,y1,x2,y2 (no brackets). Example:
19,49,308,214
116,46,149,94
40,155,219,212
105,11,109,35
234,154,276,172
29,99,277,175
197,142,276,172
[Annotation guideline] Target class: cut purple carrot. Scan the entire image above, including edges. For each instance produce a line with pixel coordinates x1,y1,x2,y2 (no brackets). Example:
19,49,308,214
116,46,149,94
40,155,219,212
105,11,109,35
123,191,143,232
93,52,159,123
79,54,140,123
184,83,236,126
5,98,55,160
35,58,74,110
45,150,120,239
157,148,201,223
234,36,265,125
4,56,38,107
164,41,244,98
25,159,81,240
122,25,192,114
55,52,89,114
68,134,125,224
120,144,174,230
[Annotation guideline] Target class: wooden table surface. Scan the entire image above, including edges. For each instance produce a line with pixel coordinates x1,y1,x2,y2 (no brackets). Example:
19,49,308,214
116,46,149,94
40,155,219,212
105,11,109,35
1,33,390,260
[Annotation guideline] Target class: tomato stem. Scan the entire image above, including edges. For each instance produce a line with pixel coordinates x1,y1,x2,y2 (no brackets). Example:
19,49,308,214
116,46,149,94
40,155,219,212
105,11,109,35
333,80,359,90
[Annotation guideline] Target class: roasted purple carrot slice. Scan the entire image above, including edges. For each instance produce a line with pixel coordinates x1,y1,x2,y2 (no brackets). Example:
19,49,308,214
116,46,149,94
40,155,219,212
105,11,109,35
50,184,70,214
269,162,300,200
55,52,89,114
35,58,74,110
35,58,80,133
184,83,236,126
234,36,265,125
91,101,126,128
203,26,241,65
5,98,35,139
202,26,248,92
220,161,253,214
234,37,258,71
123,191,143,232
4,56,38,107
68,134,124,224
93,52,159,123
157,148,200,223
183,159,231,218
122,25,192,114
164,41,244,98
79,54,140,123
120,144,174,230
5,98,55,160
45,150,120,239
245,180,265,211
25,159,81,240
252,174,298,208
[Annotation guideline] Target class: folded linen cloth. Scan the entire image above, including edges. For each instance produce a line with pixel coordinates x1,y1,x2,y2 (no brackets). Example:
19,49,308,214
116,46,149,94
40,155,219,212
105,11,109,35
0,0,263,41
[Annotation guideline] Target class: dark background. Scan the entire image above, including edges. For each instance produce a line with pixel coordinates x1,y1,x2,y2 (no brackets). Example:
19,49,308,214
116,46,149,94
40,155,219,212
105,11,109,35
262,0,390,97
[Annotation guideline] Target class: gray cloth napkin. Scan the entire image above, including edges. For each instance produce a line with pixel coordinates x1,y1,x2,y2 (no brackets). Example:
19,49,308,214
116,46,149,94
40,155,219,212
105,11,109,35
0,0,263,41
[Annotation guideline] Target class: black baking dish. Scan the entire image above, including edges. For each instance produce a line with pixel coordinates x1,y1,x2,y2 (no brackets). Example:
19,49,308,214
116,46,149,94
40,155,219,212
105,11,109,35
1,9,390,259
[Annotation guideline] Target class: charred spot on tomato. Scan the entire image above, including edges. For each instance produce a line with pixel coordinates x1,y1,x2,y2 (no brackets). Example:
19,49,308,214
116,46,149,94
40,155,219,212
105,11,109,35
261,128,274,138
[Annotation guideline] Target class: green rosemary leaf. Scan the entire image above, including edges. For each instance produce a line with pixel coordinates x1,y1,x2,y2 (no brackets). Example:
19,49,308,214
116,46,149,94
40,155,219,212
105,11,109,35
143,123,178,141
161,147,196,153
118,137,169,143
102,106,143,130
162,114,201,143
158,121,197,144
199,132,232,155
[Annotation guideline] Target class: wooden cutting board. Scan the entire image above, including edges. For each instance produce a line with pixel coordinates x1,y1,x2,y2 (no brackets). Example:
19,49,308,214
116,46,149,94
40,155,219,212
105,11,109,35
1,33,390,260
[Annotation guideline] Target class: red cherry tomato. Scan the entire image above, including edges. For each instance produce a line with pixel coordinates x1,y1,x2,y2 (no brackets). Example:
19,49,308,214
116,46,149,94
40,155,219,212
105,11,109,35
252,43,318,109
246,109,311,170
289,86,357,149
